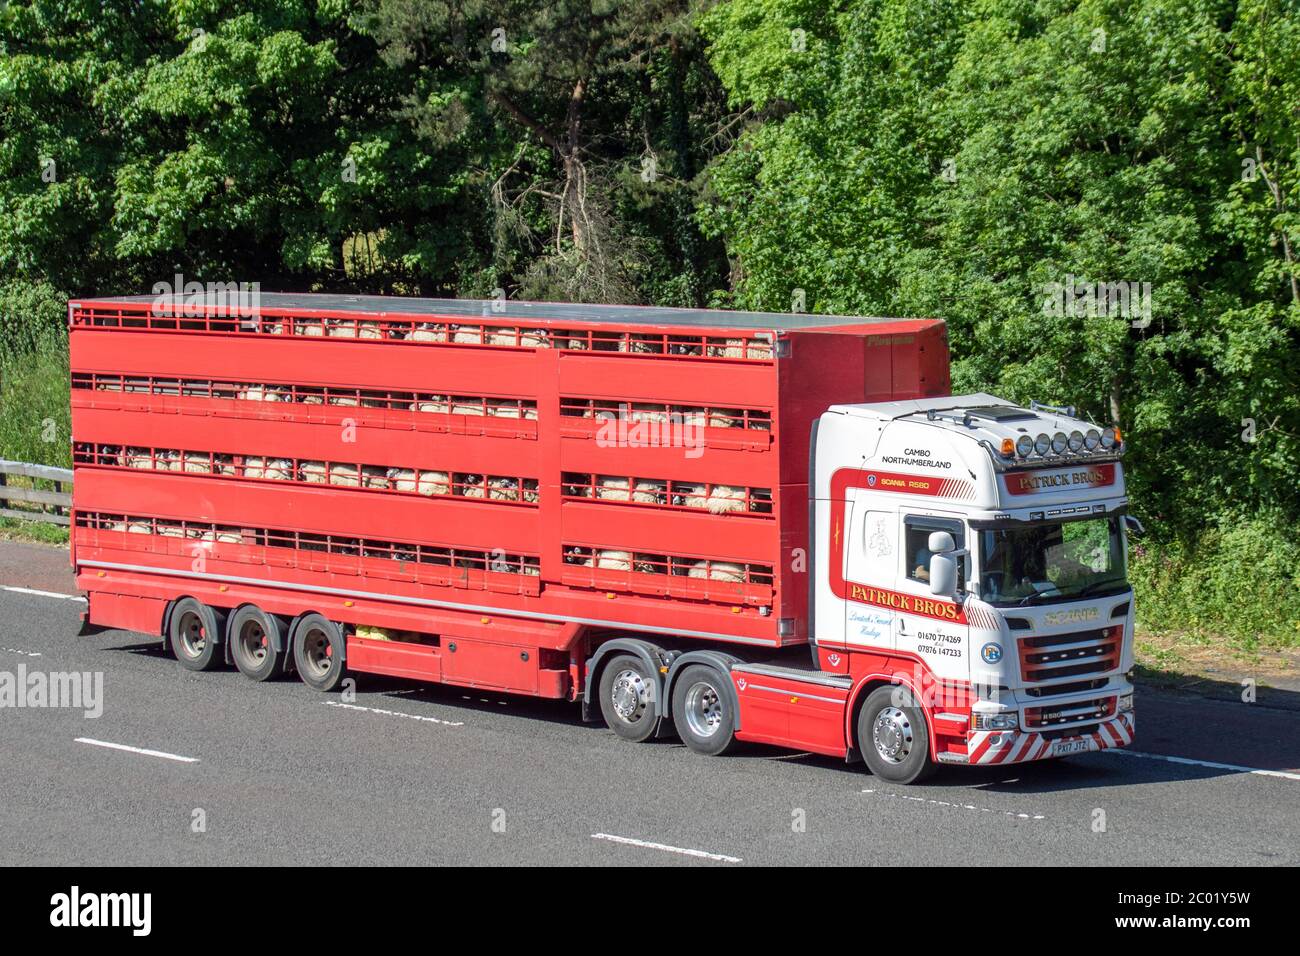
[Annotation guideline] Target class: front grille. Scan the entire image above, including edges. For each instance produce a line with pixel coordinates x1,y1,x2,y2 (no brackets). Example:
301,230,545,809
1025,696,1115,730
1018,626,1122,685
1024,678,1107,698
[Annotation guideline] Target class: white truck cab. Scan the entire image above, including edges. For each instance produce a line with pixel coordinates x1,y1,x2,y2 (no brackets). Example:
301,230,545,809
812,393,1136,779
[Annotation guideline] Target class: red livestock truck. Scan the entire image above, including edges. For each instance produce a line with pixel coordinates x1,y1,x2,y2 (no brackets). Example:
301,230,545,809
69,292,1136,783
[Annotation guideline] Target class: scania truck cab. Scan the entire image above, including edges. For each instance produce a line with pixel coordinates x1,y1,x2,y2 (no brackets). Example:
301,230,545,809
804,393,1136,782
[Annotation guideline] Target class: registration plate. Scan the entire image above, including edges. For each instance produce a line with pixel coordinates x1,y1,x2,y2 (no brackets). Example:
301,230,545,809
1050,737,1094,757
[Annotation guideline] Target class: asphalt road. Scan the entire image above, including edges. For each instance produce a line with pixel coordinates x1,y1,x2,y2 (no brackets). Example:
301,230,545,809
1,542,1297,866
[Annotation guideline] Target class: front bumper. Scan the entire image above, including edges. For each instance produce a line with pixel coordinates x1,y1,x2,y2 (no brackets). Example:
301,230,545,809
966,711,1134,766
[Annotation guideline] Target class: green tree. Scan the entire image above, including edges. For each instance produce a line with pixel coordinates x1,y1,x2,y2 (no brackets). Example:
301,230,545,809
356,0,730,302
699,0,1300,537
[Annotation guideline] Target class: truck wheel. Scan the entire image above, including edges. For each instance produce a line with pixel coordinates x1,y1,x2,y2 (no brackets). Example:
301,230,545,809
169,598,223,671
598,654,659,743
229,605,282,682
292,614,345,692
671,664,736,756
857,686,935,784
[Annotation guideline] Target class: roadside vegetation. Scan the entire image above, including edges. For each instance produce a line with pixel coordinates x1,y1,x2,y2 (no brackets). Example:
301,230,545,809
0,0,1296,659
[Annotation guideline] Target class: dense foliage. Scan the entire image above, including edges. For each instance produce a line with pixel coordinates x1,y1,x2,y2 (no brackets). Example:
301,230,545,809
1,0,1296,642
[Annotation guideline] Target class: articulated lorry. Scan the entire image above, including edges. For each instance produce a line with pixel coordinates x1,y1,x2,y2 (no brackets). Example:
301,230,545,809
69,293,1136,782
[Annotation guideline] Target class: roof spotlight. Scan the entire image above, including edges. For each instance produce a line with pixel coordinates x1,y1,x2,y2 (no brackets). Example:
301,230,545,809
1084,428,1101,450
1016,435,1034,457
1034,433,1051,455
1067,430,1084,452
1051,431,1068,454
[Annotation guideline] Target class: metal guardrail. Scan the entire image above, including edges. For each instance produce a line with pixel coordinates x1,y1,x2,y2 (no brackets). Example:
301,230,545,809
0,459,73,526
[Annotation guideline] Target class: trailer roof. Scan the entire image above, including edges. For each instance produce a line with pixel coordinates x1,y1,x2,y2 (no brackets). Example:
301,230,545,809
74,292,938,333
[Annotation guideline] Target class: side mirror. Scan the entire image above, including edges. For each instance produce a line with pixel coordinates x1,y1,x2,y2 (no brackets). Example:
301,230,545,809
1123,515,1145,537
929,553,958,597
928,530,956,553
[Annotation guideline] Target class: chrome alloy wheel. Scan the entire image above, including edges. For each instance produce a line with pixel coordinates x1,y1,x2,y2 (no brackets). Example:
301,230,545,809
610,668,651,725
872,706,915,764
682,680,725,739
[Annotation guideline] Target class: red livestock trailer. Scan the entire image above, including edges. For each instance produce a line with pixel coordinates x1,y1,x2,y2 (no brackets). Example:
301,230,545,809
68,292,955,774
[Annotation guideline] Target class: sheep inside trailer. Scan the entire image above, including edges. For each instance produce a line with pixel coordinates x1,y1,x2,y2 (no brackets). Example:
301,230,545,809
69,294,950,694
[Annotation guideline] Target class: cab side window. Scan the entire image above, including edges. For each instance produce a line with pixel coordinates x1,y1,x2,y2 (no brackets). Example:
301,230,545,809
903,516,965,588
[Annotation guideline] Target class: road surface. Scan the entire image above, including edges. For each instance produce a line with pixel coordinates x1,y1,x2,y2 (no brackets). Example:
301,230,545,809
1,541,1296,866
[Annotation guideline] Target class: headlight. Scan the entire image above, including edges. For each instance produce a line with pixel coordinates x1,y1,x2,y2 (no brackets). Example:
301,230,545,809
1101,427,1117,449
972,712,1020,731
1084,428,1101,450
1067,430,1084,452
1016,434,1034,457
1034,432,1051,455
1118,693,1134,714
1051,431,1068,454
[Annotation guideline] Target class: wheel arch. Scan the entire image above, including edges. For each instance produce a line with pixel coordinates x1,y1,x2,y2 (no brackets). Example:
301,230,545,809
663,650,744,732
582,637,671,723
845,672,938,763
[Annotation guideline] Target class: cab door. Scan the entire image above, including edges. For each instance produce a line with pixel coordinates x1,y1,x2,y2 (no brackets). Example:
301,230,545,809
841,490,898,652
893,513,970,681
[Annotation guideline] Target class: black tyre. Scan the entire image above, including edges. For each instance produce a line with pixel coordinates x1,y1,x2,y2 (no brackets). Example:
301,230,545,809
168,598,224,671
292,613,345,692
857,685,935,784
228,604,283,682
670,664,736,756
598,653,659,742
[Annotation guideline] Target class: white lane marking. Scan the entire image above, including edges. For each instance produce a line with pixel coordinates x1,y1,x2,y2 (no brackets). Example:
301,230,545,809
1106,748,1300,782
591,833,742,863
325,700,464,727
862,789,1046,821
76,737,198,763
1,585,85,602
1,646,41,657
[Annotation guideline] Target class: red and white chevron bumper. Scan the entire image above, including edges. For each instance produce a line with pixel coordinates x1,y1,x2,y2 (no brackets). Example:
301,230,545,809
967,712,1134,765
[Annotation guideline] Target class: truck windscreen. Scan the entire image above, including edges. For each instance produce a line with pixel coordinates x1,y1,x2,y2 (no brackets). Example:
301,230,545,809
977,516,1128,606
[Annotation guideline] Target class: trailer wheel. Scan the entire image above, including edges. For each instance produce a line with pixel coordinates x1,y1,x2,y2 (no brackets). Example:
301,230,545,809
857,686,935,784
671,665,736,756
598,654,659,743
292,614,345,692
169,598,223,671
229,605,282,682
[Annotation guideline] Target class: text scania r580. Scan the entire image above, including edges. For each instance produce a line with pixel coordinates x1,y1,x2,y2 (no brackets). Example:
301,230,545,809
69,293,1136,783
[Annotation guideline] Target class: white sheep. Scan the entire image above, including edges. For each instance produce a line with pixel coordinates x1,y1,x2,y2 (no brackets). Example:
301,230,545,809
237,385,284,402
584,549,632,571
409,323,448,342
457,474,486,497
174,452,213,474
245,457,294,480
387,469,450,496
688,561,746,583
410,397,450,413
328,464,361,487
